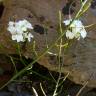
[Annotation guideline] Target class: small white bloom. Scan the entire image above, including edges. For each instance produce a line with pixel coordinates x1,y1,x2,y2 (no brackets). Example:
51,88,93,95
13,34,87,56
8,21,15,26
17,19,33,31
63,19,87,40
12,34,24,42
7,21,17,34
27,33,34,42
66,30,75,39
80,29,87,38
12,35,17,40
7,19,34,42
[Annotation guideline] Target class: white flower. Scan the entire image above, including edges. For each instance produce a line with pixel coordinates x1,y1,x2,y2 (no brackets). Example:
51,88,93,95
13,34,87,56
63,19,87,40
7,21,17,34
17,19,33,31
66,30,75,39
7,19,34,42
12,34,24,42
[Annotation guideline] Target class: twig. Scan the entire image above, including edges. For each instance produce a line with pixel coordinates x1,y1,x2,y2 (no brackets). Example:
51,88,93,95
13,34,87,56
32,87,39,96
40,83,47,96
76,81,88,96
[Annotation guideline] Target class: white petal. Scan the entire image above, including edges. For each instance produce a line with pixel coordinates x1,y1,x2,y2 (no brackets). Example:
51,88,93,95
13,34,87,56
73,20,83,27
80,29,87,38
66,31,75,39
26,22,33,29
72,27,81,34
21,26,27,32
7,26,16,34
16,34,24,42
12,35,17,40
63,19,71,25
27,33,34,42
8,21,15,26
19,19,33,29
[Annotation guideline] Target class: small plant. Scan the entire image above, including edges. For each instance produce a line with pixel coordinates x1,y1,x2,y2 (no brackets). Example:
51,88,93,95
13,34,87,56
0,0,94,96
63,19,87,40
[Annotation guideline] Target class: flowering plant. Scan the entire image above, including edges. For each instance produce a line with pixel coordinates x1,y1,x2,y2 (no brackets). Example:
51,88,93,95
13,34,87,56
7,19,34,42
63,19,87,40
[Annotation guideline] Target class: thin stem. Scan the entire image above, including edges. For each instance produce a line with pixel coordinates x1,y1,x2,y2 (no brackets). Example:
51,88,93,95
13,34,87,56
32,40,38,57
76,81,88,96
32,87,39,96
58,72,69,87
40,83,47,96
17,43,26,66
10,56,18,74
53,11,63,96
85,23,96,28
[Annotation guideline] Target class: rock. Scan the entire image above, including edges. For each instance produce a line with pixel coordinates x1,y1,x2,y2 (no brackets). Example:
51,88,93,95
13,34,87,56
0,92,12,96
0,0,96,87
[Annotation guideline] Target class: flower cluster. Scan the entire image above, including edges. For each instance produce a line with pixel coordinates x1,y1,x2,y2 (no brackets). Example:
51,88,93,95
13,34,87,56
7,19,34,42
63,19,87,40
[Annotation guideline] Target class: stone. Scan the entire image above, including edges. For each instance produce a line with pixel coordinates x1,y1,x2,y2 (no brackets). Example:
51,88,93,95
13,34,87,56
0,0,96,87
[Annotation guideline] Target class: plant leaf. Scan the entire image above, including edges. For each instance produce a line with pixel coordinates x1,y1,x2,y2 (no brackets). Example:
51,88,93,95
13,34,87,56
80,0,92,15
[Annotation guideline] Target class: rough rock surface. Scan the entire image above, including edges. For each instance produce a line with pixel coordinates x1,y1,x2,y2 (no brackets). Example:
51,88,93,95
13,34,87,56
0,0,96,87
